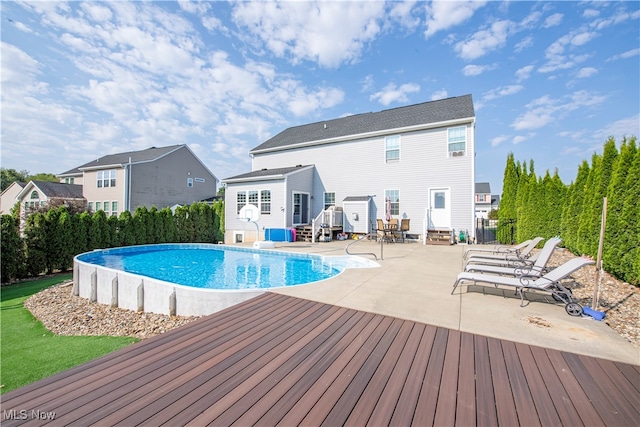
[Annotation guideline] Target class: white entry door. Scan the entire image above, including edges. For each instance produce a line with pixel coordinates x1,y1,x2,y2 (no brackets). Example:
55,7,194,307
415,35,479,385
428,188,451,230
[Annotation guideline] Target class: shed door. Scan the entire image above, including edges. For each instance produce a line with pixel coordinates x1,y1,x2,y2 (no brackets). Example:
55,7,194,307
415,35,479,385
428,188,451,230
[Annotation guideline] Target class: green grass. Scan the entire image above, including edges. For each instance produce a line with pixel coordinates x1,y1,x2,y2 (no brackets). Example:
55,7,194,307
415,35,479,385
1,274,138,394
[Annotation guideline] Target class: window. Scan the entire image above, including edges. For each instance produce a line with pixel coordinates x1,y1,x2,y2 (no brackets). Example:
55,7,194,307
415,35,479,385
97,170,116,188
324,192,335,210
95,201,102,211
64,177,74,184
248,190,258,208
88,202,93,211
237,192,246,214
111,201,118,216
385,189,400,215
448,126,466,155
260,190,271,214
385,135,400,162
434,192,445,209
187,178,193,187
103,201,110,216
30,191,39,199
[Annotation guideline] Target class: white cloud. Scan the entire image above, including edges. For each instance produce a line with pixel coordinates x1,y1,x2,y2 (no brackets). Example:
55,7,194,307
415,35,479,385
512,91,607,131
431,89,448,101
370,82,420,106
543,13,563,28
607,48,640,61
593,114,640,142
571,31,596,46
462,64,496,76
423,1,487,38
361,74,375,92
514,36,533,53
515,65,534,82
576,67,598,78
232,1,386,68
455,20,513,60
583,9,600,19
491,135,508,147
483,85,523,101
512,133,535,145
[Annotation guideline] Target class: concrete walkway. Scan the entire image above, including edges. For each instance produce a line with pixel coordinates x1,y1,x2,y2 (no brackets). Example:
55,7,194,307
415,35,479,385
265,239,639,365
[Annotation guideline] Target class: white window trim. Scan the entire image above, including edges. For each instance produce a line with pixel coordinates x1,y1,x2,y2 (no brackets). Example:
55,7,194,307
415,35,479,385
385,135,401,163
447,126,467,157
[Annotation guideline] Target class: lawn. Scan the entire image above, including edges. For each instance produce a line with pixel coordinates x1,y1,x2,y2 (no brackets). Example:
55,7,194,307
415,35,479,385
1,274,138,394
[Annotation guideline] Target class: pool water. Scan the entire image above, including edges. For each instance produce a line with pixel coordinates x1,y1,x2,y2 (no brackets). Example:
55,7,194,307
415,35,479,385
77,244,353,289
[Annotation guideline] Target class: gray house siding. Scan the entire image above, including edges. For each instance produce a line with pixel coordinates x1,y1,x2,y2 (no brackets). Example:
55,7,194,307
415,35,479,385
129,146,217,210
251,123,475,237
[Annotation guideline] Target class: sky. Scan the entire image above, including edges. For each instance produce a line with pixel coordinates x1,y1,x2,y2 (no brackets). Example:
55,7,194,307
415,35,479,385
1,1,639,195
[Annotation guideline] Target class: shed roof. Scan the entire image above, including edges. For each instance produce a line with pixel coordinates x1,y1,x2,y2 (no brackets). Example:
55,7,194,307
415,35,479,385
223,165,314,183
250,95,474,153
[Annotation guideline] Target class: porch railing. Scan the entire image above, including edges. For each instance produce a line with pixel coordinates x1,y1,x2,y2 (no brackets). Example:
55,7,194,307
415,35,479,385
311,206,343,243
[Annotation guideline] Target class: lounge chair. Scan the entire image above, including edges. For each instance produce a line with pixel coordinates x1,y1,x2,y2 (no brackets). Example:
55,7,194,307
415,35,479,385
465,237,544,266
465,237,562,277
451,257,594,316
463,239,534,260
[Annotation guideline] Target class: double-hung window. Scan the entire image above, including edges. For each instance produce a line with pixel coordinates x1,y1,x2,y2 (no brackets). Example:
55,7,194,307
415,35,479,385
324,192,335,210
385,189,400,215
97,170,116,188
260,190,271,214
448,126,466,156
237,192,246,214
248,190,258,209
385,135,400,162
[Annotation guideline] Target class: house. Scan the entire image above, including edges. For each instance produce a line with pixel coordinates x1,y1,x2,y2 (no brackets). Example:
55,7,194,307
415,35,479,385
475,182,492,219
15,180,85,225
58,144,218,216
223,95,476,244
0,181,26,215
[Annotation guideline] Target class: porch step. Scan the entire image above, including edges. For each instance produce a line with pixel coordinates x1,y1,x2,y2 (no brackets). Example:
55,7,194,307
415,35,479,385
295,225,342,242
426,229,453,245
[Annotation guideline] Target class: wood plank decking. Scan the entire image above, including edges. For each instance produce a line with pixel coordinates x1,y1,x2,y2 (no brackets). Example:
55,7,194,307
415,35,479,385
2,293,639,426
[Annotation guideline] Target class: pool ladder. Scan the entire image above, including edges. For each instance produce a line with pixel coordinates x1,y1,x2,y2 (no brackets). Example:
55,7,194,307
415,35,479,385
345,232,383,260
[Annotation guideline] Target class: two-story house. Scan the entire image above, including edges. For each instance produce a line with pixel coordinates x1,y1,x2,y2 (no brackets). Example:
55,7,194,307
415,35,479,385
58,144,218,215
223,95,476,244
475,182,492,219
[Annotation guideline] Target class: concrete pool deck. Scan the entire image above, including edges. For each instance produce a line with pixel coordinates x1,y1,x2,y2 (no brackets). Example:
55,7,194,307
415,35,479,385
256,239,639,365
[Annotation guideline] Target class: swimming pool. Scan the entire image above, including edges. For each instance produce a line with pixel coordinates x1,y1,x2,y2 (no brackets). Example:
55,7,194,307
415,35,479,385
73,244,379,316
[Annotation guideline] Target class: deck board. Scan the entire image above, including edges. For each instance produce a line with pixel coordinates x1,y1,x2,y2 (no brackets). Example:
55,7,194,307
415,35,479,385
2,293,639,427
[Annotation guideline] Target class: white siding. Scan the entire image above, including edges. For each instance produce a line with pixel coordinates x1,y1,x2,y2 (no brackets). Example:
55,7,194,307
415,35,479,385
252,123,475,237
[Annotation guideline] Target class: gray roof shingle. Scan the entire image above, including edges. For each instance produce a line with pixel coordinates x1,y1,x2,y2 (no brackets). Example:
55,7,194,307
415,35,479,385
30,181,84,199
475,182,491,193
59,145,184,175
250,94,474,153
224,165,313,182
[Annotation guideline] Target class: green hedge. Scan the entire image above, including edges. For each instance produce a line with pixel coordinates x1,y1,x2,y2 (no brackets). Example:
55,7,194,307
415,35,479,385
1,201,225,284
498,137,638,284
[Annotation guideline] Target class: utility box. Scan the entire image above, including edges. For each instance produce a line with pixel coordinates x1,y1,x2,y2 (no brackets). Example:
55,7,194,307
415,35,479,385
342,196,372,234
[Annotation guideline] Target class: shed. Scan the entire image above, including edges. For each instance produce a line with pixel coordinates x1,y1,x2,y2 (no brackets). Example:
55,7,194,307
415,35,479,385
342,196,372,234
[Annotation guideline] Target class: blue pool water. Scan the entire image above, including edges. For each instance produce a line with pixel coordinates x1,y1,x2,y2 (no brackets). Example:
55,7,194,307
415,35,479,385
76,244,351,290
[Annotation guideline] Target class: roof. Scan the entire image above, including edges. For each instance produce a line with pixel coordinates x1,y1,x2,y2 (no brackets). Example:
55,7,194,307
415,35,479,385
475,182,491,193
59,145,186,175
18,181,84,199
223,165,314,183
250,94,474,154
343,196,372,202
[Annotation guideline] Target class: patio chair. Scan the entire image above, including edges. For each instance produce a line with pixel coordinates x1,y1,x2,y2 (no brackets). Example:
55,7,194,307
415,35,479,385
376,219,387,242
394,218,410,243
463,239,533,260
451,257,594,316
465,237,544,266
464,237,562,277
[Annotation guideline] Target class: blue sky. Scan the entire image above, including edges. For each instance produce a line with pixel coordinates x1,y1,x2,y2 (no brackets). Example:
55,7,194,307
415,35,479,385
2,1,638,195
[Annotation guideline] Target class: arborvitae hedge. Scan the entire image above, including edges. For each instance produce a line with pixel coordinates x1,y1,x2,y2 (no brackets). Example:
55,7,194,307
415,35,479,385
1,202,224,284
499,137,639,284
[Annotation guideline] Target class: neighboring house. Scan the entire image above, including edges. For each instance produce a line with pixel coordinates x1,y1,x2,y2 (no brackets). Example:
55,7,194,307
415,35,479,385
475,182,492,219
223,95,476,243
0,181,26,214
15,180,85,223
491,194,501,213
58,144,218,215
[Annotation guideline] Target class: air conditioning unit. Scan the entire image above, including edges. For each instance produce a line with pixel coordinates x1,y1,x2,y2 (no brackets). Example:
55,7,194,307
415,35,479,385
451,151,465,157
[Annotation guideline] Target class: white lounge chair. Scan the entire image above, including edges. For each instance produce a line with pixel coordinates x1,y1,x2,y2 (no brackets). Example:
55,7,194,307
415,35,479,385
463,239,533,260
452,257,594,316
465,237,544,266
465,237,562,277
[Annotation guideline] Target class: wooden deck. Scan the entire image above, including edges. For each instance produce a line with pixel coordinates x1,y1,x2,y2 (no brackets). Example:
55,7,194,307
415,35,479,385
2,293,639,426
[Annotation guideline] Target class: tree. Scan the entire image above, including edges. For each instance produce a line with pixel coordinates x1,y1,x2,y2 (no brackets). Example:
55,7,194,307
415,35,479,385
118,210,137,246
90,210,109,250
1,215,26,282
0,168,29,192
561,160,590,252
24,212,48,277
497,153,519,243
